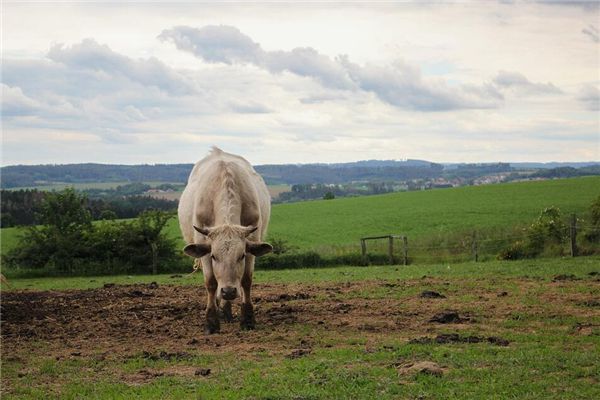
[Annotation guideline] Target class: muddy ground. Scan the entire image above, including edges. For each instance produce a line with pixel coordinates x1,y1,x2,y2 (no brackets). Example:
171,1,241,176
2,276,598,366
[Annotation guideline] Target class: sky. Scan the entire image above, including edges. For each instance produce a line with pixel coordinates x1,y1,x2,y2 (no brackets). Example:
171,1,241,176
1,1,599,166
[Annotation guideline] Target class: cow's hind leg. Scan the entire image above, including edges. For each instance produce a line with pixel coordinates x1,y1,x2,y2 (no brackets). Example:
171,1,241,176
240,269,256,330
204,274,220,334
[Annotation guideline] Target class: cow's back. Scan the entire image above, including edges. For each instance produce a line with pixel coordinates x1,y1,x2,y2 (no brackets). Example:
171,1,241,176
178,148,270,244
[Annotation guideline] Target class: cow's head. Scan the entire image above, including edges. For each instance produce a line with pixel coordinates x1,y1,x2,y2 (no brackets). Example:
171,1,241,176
183,224,272,300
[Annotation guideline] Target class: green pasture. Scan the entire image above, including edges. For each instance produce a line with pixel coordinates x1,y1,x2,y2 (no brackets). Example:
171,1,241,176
265,176,600,252
2,255,599,291
2,256,599,399
3,177,599,259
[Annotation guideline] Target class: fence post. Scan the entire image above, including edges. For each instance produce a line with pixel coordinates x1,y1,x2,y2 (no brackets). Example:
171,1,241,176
360,239,367,265
472,231,478,262
388,236,394,265
151,242,158,275
570,214,578,257
403,236,408,265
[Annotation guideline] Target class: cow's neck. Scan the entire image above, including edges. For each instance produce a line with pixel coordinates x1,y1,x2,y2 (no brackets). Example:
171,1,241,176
214,165,242,225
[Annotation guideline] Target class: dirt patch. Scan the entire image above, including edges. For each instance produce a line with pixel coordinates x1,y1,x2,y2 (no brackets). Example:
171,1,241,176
397,361,446,377
0,277,595,368
409,333,509,346
419,291,446,299
429,311,465,324
578,299,600,308
123,365,208,386
552,274,579,282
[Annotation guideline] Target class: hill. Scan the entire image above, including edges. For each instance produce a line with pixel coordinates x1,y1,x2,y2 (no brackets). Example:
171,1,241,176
163,176,600,253
3,177,598,259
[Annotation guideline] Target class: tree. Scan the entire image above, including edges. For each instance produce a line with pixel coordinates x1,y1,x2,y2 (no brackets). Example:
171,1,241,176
5,189,92,271
134,211,175,274
5,189,179,275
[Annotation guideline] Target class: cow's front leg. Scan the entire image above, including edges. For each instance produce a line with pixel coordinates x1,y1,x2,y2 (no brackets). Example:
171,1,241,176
240,267,255,330
204,274,220,334
220,300,234,322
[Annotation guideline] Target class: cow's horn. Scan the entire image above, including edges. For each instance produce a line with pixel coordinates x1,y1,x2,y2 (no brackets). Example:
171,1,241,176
194,226,211,235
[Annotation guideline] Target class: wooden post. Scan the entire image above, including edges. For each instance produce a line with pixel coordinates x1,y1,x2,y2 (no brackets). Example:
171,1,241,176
360,239,367,265
472,231,478,262
403,236,408,265
570,214,578,257
151,242,158,275
388,236,394,265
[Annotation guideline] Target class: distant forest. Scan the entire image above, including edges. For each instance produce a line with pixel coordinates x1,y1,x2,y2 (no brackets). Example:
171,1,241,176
1,188,177,228
1,160,506,187
1,160,598,189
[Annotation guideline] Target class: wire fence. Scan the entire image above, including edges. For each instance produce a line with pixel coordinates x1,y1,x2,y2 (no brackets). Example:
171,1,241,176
358,222,600,265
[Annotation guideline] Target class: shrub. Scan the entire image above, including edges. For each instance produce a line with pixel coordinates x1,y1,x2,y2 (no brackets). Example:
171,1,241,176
498,206,568,260
5,189,180,275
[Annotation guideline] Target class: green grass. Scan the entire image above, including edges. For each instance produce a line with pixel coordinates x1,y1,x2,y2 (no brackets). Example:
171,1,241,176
2,257,599,399
265,177,600,252
0,226,23,257
3,177,598,259
3,255,599,291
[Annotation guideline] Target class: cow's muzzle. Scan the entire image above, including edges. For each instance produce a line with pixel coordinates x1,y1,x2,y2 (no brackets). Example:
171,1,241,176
221,286,238,301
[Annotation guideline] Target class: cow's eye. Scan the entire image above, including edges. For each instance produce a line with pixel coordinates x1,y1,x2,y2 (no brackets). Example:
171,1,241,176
238,254,245,262
211,255,217,261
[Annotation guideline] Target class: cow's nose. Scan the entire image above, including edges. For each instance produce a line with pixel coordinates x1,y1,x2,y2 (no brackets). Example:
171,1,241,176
221,287,238,300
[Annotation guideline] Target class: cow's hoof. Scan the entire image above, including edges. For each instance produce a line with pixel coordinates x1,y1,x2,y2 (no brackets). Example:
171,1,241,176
205,318,220,334
240,303,256,330
205,308,220,334
221,301,234,323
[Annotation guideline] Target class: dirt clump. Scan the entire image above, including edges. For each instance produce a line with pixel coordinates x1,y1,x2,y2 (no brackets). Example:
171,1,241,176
410,333,509,346
398,361,445,377
287,348,312,359
429,311,464,323
552,274,578,282
578,299,600,308
420,290,446,299
195,368,211,376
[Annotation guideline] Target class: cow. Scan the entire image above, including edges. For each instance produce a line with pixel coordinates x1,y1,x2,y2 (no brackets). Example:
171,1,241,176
178,147,273,333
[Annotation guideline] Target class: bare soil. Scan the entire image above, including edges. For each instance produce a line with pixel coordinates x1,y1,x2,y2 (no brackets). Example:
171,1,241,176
1,277,598,365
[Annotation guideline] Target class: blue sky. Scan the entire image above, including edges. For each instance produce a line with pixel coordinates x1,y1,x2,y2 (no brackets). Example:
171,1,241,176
1,1,599,165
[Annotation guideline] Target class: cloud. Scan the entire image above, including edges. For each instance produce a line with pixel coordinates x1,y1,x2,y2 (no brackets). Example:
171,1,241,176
157,25,263,65
47,39,194,95
582,24,599,43
159,25,502,111
577,84,599,111
493,70,563,95
1,84,42,116
228,101,272,114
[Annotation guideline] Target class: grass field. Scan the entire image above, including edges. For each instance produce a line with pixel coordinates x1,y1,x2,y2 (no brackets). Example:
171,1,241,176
164,176,599,254
2,256,599,399
2,177,598,260
265,177,600,252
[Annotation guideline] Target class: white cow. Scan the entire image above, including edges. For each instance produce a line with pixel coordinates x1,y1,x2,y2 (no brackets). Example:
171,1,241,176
178,147,272,333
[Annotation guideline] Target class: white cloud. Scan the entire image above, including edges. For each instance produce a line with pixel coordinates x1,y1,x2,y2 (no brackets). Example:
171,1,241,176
159,25,503,111
493,70,563,95
582,24,599,43
577,84,600,111
1,2,598,165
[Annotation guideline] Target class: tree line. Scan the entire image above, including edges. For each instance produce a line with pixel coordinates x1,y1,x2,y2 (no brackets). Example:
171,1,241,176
4,189,180,275
1,188,178,228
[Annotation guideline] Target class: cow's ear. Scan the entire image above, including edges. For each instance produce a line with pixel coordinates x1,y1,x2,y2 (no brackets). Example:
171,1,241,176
183,243,211,258
194,226,211,236
246,241,273,257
